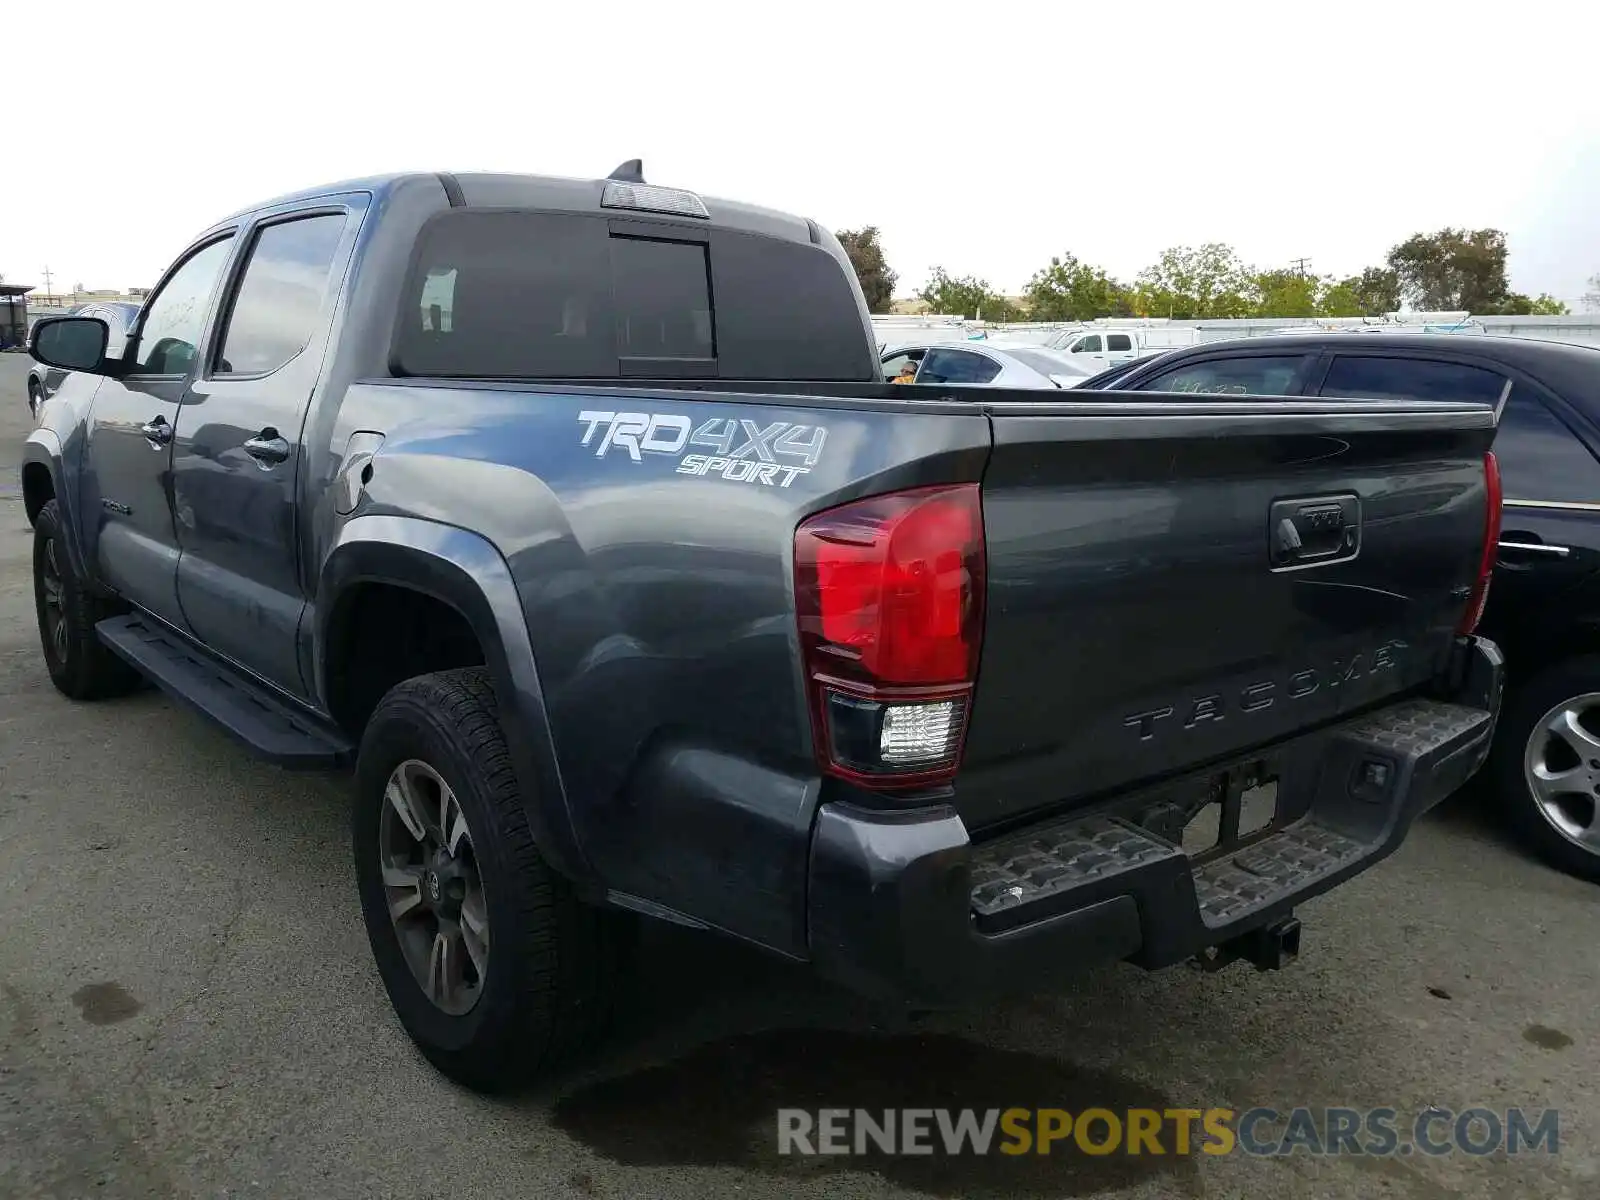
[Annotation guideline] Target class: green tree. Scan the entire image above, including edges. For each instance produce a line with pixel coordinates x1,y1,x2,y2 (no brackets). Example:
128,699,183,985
1386,228,1510,312
1318,267,1400,317
1134,244,1254,319
1024,253,1133,321
1252,269,1320,318
1316,278,1362,317
835,226,897,313
917,266,1017,321
1491,292,1570,316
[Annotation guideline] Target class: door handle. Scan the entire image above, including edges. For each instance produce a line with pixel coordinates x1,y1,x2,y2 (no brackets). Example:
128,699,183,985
140,415,172,446
1498,540,1571,558
243,430,291,465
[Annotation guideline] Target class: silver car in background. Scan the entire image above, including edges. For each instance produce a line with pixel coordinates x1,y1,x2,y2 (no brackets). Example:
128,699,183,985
880,339,1099,389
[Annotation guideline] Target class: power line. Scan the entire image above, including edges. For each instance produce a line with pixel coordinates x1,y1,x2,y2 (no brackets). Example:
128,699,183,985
1289,257,1312,278
41,266,54,298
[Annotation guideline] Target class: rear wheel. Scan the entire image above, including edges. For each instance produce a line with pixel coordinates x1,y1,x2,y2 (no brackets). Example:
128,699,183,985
32,500,140,701
353,668,628,1091
1491,656,1600,883
27,378,43,417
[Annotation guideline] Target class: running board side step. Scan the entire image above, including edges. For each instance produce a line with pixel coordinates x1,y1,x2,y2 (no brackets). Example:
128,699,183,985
96,614,352,768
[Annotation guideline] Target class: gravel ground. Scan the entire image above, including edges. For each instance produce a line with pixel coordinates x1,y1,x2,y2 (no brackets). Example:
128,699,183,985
0,353,1595,1200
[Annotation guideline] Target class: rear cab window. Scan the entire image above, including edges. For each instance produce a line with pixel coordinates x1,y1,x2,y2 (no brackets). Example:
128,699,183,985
395,210,873,381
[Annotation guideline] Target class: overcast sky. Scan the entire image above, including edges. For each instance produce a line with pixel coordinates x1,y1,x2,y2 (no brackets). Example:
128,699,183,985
3,1,1597,306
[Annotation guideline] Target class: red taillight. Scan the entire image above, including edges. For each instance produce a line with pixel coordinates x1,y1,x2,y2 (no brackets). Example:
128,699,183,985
1457,450,1502,636
794,484,986,789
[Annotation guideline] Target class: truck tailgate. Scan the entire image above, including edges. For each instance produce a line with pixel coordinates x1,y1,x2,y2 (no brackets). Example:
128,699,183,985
957,395,1498,832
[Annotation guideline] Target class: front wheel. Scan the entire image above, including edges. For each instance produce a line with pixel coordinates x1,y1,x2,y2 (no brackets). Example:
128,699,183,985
353,668,629,1091
32,500,140,701
1490,656,1600,883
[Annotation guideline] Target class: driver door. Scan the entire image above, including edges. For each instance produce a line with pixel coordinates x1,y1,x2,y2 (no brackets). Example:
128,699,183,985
80,234,237,629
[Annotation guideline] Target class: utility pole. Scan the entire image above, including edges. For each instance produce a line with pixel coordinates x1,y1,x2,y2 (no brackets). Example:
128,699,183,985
1289,257,1312,278
41,266,54,300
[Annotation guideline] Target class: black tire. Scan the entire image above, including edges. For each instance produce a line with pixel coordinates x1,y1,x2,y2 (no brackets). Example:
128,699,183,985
32,500,141,701
1489,655,1600,883
353,667,628,1091
27,377,43,417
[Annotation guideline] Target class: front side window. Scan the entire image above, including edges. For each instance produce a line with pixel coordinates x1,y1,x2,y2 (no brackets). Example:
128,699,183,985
1073,334,1103,353
917,348,1001,385
131,237,235,375
1318,355,1507,405
216,214,346,376
1138,355,1306,396
881,349,925,380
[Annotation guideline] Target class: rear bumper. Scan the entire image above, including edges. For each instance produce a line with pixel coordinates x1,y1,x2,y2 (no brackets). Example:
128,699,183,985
807,635,1503,1005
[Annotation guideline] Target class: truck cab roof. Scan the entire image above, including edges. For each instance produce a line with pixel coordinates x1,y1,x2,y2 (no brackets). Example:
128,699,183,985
218,168,822,247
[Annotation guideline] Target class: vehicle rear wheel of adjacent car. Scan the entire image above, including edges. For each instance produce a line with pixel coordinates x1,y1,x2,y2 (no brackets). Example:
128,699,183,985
353,667,631,1091
32,499,141,701
1491,655,1600,883
27,377,43,417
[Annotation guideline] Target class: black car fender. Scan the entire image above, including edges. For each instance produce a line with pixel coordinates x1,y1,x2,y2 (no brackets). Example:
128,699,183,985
314,514,592,885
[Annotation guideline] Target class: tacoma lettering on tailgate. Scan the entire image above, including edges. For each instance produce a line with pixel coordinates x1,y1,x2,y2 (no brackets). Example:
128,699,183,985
1122,640,1408,741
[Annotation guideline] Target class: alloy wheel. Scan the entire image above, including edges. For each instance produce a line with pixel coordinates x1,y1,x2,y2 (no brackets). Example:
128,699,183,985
39,538,68,665
1523,694,1600,856
379,759,490,1016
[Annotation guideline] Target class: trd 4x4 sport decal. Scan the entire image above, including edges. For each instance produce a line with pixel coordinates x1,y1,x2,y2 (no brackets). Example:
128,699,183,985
577,411,828,488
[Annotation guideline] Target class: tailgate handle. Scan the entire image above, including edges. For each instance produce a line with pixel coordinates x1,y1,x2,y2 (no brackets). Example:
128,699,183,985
1269,495,1361,570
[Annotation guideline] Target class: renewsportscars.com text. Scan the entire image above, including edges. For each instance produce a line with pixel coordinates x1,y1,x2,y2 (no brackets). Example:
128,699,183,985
776,1106,1560,1158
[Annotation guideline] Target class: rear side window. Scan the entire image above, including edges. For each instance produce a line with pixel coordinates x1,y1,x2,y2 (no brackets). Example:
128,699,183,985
918,348,1001,384
395,210,874,381
1106,333,1133,351
1493,386,1600,502
1137,355,1305,396
1319,356,1506,404
216,214,346,376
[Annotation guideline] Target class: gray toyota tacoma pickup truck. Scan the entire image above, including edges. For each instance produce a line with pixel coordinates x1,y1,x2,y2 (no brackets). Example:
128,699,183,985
22,162,1505,1091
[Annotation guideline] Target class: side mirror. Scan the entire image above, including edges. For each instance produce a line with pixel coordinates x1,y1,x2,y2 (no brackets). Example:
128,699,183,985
29,316,112,375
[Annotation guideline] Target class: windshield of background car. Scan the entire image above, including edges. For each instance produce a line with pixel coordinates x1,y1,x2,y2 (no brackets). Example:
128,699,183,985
1006,348,1091,376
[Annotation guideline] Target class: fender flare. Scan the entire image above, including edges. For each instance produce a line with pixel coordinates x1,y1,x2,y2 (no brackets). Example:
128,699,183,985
316,514,591,885
19,431,90,577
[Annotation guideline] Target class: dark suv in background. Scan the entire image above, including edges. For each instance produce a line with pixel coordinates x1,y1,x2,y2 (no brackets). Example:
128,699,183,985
1088,333,1600,881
